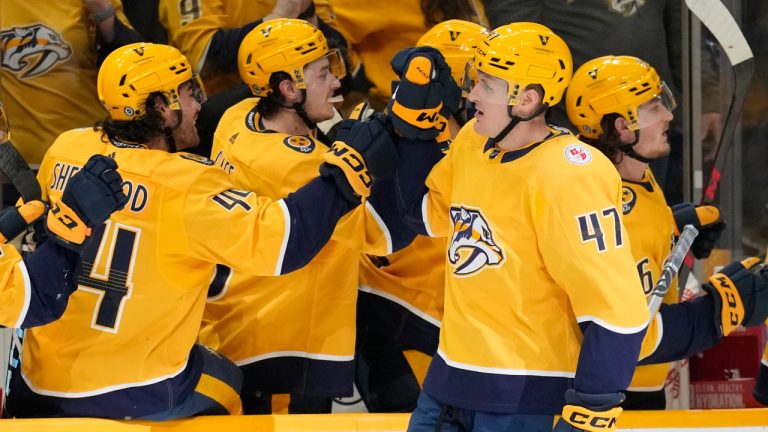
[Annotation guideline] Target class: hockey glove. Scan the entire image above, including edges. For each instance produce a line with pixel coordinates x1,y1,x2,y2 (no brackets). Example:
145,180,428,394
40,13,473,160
46,155,129,251
0,200,46,243
552,390,623,432
702,257,768,338
387,46,461,141
320,114,398,203
671,203,726,259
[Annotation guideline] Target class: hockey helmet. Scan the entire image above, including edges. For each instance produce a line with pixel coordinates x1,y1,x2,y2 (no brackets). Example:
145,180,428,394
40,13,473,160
566,55,676,139
98,43,206,121
239,18,346,96
469,22,572,107
417,19,487,88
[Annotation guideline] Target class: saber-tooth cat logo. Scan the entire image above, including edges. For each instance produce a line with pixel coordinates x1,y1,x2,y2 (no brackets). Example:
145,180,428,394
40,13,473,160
448,206,505,276
1,24,72,79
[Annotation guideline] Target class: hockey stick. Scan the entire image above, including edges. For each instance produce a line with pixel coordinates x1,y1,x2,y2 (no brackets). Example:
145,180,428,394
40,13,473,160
678,0,754,297
0,141,40,202
648,225,699,319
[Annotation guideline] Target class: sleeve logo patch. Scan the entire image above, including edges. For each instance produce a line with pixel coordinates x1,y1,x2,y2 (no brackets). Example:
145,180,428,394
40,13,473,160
621,186,637,215
448,206,505,277
283,135,315,153
180,153,214,165
564,144,592,165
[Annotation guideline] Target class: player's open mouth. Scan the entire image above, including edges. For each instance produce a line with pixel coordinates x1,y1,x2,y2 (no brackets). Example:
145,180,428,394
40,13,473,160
327,95,343,103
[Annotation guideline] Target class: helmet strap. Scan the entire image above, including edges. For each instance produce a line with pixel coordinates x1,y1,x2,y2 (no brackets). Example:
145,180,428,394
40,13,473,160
619,130,653,163
492,104,548,143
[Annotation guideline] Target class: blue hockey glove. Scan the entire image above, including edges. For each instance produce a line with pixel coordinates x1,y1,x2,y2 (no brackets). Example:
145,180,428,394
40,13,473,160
387,46,461,141
702,257,768,338
671,203,725,259
552,390,624,432
46,155,128,251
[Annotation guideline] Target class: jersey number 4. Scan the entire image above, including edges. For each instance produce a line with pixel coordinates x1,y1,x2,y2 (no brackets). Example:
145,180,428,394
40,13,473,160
78,222,141,333
576,207,624,253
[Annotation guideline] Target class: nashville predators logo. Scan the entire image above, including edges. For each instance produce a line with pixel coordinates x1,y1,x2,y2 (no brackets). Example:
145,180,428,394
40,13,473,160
0,24,72,79
283,135,315,153
448,206,505,276
621,186,637,214
607,0,646,17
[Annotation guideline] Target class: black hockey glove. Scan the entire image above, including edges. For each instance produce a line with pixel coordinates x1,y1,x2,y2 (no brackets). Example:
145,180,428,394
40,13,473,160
320,113,398,203
702,257,768,338
0,200,46,244
387,46,461,141
671,203,725,259
552,390,624,432
46,155,129,251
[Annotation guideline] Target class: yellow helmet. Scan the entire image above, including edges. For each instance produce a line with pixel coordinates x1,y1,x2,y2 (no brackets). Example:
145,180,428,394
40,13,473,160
474,22,572,107
566,55,676,139
0,101,9,144
238,18,346,96
98,43,204,121
417,20,487,87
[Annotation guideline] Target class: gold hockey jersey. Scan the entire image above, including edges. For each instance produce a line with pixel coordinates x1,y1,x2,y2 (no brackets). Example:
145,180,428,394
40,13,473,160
0,0,131,165
200,100,389,385
0,244,31,328
621,169,677,392
23,127,301,396
418,119,648,413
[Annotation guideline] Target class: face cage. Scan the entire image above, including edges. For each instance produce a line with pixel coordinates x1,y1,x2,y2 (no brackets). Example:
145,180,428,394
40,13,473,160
635,81,676,130
0,103,8,144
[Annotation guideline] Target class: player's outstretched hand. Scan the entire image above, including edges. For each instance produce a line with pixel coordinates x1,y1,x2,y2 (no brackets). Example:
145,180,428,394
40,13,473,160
552,390,623,432
0,200,46,244
702,257,768,338
672,203,726,259
46,154,128,251
387,46,461,141
320,113,398,203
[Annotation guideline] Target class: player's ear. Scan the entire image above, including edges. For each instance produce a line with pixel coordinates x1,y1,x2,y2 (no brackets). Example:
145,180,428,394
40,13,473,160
519,85,544,116
613,116,636,143
277,78,300,104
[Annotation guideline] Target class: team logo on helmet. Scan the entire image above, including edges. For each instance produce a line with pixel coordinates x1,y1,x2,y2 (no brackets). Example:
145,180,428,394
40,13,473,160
588,67,599,80
449,31,461,42
260,26,273,37
283,135,315,153
539,35,550,46
133,47,145,56
621,186,637,214
0,24,72,79
448,206,505,277
564,144,592,165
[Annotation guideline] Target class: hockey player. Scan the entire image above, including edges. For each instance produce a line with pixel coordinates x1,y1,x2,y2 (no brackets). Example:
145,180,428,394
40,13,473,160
4,42,396,420
389,23,648,431
0,152,128,328
566,55,768,411
355,19,487,413
202,18,410,414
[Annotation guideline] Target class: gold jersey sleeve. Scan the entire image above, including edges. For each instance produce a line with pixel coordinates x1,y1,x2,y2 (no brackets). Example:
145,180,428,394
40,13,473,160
619,170,678,391
211,99,392,255
0,0,131,165
0,244,31,328
24,127,294,395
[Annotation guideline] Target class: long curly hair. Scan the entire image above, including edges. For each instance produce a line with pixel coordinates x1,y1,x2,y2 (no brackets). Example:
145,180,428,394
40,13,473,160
95,92,168,144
